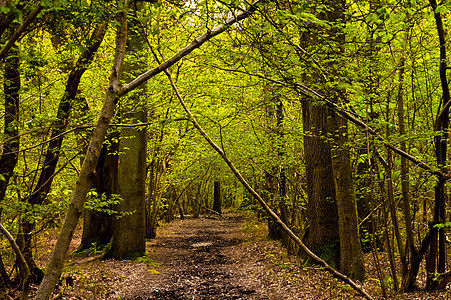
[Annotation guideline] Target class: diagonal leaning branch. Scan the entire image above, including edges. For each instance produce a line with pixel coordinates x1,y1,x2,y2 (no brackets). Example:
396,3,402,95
204,64,443,179
0,2,42,61
163,62,374,300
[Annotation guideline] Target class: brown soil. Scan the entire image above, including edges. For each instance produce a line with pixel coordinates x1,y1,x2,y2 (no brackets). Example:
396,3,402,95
5,211,451,299
44,212,359,299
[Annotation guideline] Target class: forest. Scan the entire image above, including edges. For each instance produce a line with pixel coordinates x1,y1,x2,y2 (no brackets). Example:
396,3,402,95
1,0,451,299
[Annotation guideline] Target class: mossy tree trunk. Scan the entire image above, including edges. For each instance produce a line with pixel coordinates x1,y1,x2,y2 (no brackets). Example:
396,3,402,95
110,8,147,259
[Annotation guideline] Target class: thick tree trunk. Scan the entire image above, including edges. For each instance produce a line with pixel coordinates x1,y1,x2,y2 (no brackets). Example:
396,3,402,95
302,100,340,266
0,32,20,203
111,110,147,259
0,34,20,286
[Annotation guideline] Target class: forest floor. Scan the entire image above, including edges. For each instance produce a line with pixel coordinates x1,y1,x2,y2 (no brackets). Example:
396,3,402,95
6,211,451,299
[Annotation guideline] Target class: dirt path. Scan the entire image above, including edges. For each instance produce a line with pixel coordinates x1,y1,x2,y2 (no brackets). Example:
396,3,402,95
5,211,450,299
141,214,258,299
39,212,365,299
16,211,451,299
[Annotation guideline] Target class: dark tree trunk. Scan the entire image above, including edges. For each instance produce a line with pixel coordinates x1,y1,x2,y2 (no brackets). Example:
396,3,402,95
213,181,221,214
111,111,147,259
79,133,118,250
0,33,19,202
0,36,20,285
425,0,449,290
302,100,340,267
110,10,147,258
330,112,365,280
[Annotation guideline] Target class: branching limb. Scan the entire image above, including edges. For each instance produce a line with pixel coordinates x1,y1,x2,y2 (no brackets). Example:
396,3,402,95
164,65,374,300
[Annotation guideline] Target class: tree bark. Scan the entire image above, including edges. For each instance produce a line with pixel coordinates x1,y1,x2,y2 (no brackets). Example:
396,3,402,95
302,99,340,266
111,109,147,259
426,0,449,290
330,113,365,280
0,31,20,203
0,35,20,286
109,4,148,258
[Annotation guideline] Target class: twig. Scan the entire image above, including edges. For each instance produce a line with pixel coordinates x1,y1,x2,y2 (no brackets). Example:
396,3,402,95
202,207,228,220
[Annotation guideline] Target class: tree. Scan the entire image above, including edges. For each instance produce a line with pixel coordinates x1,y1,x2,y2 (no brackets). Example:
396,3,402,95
0,28,21,285
18,23,107,282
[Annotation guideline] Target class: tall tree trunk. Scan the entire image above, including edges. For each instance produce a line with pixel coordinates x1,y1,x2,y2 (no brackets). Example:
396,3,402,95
109,4,147,257
426,0,449,290
322,0,365,280
302,100,340,266
263,87,289,245
330,112,365,280
396,8,417,288
0,32,20,203
110,111,147,259
0,33,20,285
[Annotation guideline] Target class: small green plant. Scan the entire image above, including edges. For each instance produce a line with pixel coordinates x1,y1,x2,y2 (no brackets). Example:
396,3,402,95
136,256,162,267
72,241,109,257
84,189,135,218
84,189,122,215
265,252,275,259
279,262,292,270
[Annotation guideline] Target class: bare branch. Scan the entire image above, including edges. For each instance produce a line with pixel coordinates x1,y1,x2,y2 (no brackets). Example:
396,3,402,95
0,222,30,300
163,64,374,300
205,64,444,178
